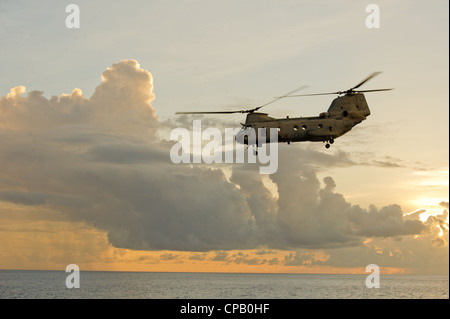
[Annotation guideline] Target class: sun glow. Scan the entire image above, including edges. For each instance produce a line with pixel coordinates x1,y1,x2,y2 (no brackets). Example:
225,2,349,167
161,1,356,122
407,198,449,222
437,225,444,237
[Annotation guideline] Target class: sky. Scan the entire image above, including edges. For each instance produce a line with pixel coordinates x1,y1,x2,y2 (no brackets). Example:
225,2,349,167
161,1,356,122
0,0,448,275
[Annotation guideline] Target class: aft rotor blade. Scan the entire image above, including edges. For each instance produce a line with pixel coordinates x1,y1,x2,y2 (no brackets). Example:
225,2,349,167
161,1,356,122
275,72,391,98
253,85,309,111
280,88,393,97
351,72,382,90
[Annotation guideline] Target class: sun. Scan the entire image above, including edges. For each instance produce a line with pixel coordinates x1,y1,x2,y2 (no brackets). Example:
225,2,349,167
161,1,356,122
408,197,449,223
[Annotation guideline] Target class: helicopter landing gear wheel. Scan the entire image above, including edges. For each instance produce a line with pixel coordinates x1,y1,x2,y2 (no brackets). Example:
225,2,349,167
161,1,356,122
325,143,330,149
251,145,258,156
329,138,334,144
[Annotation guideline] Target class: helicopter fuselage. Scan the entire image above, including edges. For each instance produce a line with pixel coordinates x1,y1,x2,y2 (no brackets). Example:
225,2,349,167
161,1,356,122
238,93,371,148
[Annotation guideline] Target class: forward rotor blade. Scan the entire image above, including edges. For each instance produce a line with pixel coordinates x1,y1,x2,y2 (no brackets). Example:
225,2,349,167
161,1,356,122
351,72,382,90
275,91,340,98
175,110,244,114
353,88,394,93
175,85,308,115
253,85,309,111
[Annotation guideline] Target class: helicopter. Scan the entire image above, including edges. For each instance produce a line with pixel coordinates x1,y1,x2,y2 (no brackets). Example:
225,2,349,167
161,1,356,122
176,72,393,149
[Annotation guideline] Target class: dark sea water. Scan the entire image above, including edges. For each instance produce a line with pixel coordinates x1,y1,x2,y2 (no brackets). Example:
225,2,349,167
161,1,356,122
0,270,448,299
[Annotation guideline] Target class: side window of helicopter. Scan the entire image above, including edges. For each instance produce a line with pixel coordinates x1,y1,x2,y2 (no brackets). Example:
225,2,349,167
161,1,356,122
301,125,307,130
293,125,298,131
343,110,348,117
318,123,323,129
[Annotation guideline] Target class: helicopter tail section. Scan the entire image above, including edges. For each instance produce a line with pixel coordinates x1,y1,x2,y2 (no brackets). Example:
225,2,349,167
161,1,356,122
352,93,371,118
327,93,370,121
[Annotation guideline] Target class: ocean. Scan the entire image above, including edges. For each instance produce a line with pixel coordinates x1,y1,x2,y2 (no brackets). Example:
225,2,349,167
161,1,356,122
0,270,448,299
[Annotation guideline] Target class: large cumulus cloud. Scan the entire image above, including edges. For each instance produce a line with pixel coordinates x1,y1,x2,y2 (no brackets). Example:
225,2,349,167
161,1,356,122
0,60,442,255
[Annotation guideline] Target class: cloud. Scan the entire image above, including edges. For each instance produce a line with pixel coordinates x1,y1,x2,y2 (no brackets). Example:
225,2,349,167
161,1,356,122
255,249,276,255
232,253,262,265
189,253,207,261
0,60,441,259
160,253,179,261
439,201,449,209
284,251,326,266
211,251,229,262
347,204,427,237
267,258,280,265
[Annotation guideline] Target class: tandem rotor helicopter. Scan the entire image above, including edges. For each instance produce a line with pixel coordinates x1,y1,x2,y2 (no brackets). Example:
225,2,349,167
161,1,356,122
176,72,393,149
